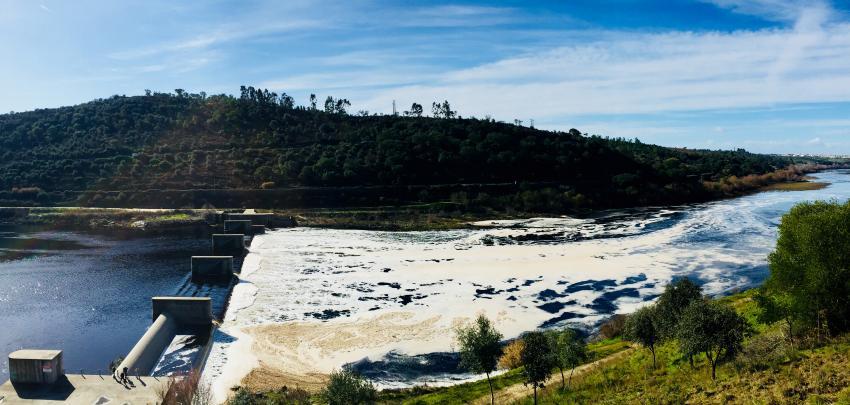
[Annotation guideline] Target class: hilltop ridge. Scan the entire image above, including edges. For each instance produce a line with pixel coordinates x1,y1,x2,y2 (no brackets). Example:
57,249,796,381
0,88,837,210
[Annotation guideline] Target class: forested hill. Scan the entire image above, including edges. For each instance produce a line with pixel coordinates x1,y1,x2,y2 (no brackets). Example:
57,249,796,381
0,88,834,210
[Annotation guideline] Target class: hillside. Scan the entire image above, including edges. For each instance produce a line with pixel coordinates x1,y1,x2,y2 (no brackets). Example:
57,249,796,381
0,88,833,210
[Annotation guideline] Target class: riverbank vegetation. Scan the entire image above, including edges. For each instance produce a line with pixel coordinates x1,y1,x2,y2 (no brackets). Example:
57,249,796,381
1,88,843,212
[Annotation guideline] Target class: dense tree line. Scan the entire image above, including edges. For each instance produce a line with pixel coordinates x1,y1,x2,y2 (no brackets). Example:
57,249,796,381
0,87,833,209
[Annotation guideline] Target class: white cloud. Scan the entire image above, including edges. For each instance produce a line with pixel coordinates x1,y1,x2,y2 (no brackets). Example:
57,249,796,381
700,0,832,22
355,21,850,121
39,4,51,13
108,20,318,60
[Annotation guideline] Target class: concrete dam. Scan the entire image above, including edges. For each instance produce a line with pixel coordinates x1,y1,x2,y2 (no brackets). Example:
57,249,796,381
0,210,278,404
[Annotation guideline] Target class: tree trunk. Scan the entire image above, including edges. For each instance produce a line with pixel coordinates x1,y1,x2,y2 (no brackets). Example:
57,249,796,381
569,367,575,388
651,346,656,368
559,367,565,389
486,372,494,405
533,384,538,405
688,354,694,369
706,351,716,380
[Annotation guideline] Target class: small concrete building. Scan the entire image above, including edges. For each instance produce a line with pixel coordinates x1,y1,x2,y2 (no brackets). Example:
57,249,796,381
9,350,63,385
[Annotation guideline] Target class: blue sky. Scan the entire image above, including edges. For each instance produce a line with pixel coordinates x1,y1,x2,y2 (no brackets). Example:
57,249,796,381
3,0,850,154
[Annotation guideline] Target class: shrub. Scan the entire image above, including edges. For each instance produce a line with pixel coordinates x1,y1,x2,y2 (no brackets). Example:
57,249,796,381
735,331,793,372
498,339,525,370
598,314,628,340
321,368,377,405
157,370,212,405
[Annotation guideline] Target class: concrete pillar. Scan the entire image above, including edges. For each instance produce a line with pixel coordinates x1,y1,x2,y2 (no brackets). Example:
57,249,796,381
212,234,244,255
191,256,234,280
118,313,176,376
223,220,251,235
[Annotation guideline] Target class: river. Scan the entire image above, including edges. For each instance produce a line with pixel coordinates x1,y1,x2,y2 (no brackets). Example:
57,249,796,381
2,170,849,391
204,169,850,395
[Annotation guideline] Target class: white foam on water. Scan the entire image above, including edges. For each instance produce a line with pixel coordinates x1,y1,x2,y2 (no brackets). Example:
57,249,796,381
203,170,850,399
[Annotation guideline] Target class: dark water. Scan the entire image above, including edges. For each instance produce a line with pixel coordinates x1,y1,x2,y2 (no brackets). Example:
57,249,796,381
0,228,231,382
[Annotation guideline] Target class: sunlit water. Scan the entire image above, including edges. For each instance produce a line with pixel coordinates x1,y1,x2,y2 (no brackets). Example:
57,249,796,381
206,170,850,388
2,171,849,387
0,231,233,382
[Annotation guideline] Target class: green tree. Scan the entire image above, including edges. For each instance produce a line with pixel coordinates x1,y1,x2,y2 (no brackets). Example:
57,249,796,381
677,299,748,380
521,331,554,405
655,278,702,338
625,305,660,368
455,314,503,405
324,96,336,113
406,102,423,117
655,277,703,366
546,328,588,389
764,200,850,336
320,368,376,405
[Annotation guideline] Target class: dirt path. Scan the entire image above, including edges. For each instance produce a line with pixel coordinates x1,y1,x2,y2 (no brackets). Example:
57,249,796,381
471,347,635,405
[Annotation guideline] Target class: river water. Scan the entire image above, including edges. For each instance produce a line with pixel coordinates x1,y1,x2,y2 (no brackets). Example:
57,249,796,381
0,231,233,382
3,170,850,388
205,170,850,390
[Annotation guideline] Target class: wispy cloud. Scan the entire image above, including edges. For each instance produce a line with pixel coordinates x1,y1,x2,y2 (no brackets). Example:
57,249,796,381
357,21,850,120
700,0,833,22
39,4,51,13
108,20,318,60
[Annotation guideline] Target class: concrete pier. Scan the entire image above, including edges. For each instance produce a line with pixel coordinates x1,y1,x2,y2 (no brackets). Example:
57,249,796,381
212,234,244,255
191,256,234,279
223,220,251,234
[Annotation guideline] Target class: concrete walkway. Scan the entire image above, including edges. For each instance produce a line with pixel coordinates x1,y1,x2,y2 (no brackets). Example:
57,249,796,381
0,374,168,404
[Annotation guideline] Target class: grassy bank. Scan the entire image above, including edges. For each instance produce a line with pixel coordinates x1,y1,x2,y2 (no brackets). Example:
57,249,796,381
505,290,850,404
377,339,629,404
375,290,850,405
0,207,217,236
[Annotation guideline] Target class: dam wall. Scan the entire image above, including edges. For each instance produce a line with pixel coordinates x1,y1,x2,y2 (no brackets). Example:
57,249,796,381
2,208,272,401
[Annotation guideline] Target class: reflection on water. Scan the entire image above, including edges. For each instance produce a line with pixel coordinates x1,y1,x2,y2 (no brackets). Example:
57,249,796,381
0,229,231,382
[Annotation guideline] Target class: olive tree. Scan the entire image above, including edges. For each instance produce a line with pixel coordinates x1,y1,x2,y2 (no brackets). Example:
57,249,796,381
677,299,748,380
625,305,661,368
455,314,503,405
521,331,555,405
764,200,850,337
655,277,703,365
546,328,588,389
